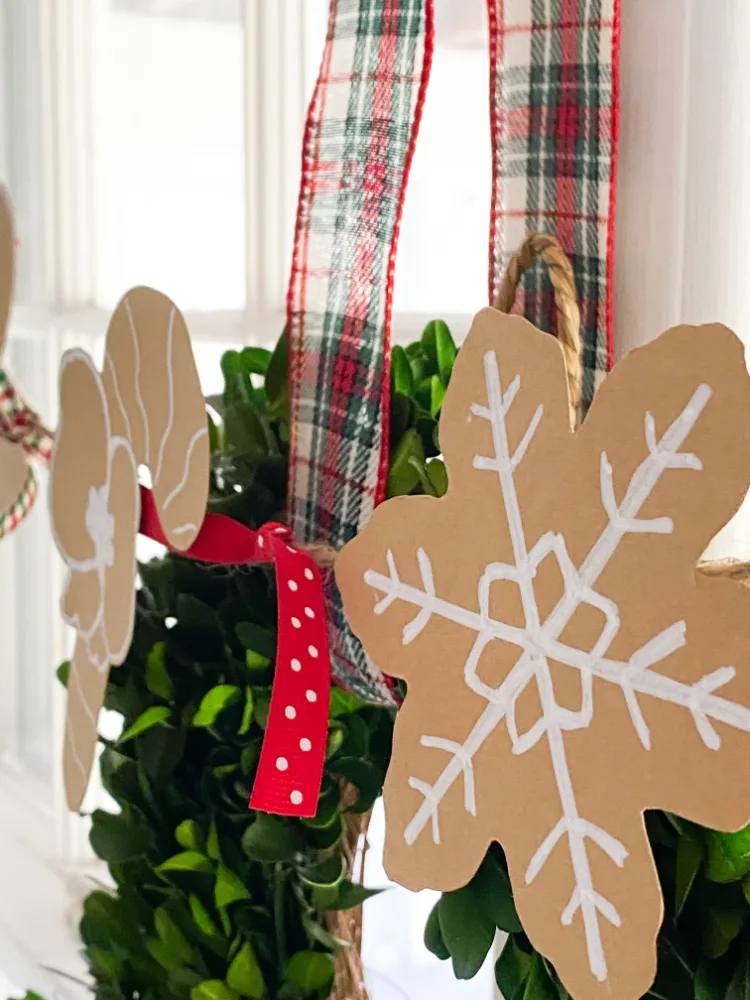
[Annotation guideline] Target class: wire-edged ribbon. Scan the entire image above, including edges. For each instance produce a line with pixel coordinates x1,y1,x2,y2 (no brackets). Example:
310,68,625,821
139,486,329,818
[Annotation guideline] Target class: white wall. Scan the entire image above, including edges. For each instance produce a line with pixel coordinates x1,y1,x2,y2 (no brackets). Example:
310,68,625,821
615,0,750,560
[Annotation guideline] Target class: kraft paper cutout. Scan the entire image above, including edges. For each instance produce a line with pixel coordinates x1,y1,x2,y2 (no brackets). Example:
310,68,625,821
0,188,53,535
50,287,210,810
336,307,750,1000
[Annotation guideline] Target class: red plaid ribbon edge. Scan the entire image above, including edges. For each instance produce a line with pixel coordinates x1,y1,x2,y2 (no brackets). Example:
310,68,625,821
287,0,433,704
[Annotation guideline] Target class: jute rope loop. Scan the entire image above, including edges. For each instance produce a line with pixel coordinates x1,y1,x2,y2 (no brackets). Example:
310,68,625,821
493,231,583,428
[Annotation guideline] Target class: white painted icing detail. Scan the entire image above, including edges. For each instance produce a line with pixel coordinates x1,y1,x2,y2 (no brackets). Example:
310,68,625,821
364,349,724,983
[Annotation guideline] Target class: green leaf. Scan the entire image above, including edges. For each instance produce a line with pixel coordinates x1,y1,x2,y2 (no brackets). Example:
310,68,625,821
238,688,255,736
391,345,415,397
240,346,272,376
426,458,448,497
154,906,195,965
314,879,382,911
265,328,289,413
236,622,277,660
424,900,450,961
439,883,495,980
245,649,271,671
138,723,187,781
193,685,243,728
421,320,439,370
285,951,335,996
207,820,222,861
329,687,366,718
242,815,304,863
89,809,153,863
215,863,251,908
495,937,533,999
726,952,750,1000
298,855,345,891
227,941,265,998
702,908,746,959
208,407,222,452
430,373,446,416
326,725,346,760
119,705,171,743
176,593,219,631
224,402,269,460
522,953,558,1000
157,851,214,876
695,958,735,1000
148,936,184,972
386,428,424,498
146,641,173,699
189,893,223,939
407,454,438,497
435,319,457,384
253,689,271,730
675,835,702,916
176,819,204,852
190,981,239,1000
56,660,70,688
473,851,522,933
706,828,750,883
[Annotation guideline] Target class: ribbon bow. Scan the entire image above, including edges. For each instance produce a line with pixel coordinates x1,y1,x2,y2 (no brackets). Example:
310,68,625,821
140,487,330,818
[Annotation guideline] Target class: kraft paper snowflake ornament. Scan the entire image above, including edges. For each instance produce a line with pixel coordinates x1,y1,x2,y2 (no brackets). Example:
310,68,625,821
336,306,750,1000
50,287,210,810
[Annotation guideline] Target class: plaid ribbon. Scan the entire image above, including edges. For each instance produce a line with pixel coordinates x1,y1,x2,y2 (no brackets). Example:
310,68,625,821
287,0,433,703
487,0,620,408
0,367,53,540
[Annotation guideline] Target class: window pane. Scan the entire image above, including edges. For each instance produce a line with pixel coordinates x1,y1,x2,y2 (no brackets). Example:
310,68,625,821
91,0,246,310
394,0,491,315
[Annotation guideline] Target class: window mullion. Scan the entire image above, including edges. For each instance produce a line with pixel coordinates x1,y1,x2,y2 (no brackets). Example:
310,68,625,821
244,1,306,340
42,0,96,309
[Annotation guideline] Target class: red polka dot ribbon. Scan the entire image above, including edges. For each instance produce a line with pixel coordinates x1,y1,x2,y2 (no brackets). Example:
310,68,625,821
139,486,329,818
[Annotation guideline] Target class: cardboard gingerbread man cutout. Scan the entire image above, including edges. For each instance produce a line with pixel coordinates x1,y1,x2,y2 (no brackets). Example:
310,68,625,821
336,307,750,1000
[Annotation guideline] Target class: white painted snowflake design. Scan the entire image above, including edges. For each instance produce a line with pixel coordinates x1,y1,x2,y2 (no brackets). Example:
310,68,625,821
336,310,750,1000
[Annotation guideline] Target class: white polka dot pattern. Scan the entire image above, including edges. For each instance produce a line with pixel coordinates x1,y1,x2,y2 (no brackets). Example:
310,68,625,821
248,523,330,819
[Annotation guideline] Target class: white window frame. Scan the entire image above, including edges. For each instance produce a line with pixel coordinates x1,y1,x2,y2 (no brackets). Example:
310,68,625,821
0,4,495,997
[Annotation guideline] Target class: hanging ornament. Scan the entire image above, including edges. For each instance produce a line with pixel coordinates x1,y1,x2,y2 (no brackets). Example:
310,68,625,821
336,296,750,1000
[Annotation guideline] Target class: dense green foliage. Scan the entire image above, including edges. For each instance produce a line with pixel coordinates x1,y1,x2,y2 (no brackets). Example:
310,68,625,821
57,319,750,1000
63,323,452,1000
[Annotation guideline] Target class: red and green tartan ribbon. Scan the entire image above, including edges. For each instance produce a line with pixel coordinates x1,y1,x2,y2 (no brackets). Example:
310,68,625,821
0,367,53,540
287,0,433,704
286,0,619,704
487,0,620,408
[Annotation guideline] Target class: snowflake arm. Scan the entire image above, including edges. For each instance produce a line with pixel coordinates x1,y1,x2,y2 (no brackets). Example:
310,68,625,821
364,548,527,648
580,385,711,588
547,623,750,751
